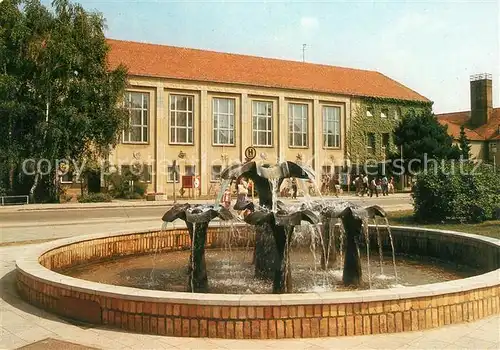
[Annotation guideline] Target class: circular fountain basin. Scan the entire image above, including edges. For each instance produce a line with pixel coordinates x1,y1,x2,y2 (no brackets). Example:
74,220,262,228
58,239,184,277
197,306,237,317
16,224,500,339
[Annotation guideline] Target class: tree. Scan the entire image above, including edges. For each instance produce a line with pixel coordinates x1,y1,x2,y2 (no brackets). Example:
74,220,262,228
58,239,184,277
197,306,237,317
0,0,128,202
458,125,472,160
393,107,460,173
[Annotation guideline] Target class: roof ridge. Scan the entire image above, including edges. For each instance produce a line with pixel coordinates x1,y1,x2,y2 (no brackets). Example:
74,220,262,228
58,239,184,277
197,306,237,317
106,38,381,74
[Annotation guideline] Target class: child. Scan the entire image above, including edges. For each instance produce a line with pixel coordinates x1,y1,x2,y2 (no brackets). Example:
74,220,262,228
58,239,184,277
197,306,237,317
222,187,231,209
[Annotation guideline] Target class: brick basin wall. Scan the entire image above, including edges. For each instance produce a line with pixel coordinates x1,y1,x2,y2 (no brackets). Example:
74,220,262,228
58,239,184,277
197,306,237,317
15,225,500,339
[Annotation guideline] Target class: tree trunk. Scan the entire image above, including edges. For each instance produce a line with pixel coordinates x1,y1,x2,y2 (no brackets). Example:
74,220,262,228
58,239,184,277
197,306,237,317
29,171,41,204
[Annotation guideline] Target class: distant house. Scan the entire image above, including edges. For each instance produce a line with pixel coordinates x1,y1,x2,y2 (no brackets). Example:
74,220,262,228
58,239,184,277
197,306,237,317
437,74,499,164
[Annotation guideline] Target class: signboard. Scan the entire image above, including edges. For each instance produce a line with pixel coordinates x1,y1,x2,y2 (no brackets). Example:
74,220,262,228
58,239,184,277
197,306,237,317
182,176,194,189
244,146,256,162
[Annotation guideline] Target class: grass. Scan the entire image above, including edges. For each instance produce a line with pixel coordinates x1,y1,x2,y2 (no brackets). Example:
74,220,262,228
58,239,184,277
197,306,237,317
387,210,500,240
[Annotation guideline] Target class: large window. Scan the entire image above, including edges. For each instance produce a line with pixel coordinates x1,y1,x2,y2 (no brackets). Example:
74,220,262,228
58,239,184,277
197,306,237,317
211,165,222,182
288,103,308,147
366,132,376,154
170,95,194,144
123,92,149,143
185,165,196,176
252,101,273,146
323,106,341,148
213,98,235,145
167,165,179,183
490,142,497,154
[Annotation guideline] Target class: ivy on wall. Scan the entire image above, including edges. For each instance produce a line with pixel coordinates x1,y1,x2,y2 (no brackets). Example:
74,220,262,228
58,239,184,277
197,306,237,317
346,99,430,164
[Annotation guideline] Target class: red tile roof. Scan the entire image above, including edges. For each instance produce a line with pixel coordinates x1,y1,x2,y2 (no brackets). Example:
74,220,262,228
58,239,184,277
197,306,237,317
437,108,500,141
106,39,430,103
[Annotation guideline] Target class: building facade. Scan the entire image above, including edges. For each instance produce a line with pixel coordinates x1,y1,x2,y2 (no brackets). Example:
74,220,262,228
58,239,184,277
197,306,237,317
437,74,499,165
103,39,430,197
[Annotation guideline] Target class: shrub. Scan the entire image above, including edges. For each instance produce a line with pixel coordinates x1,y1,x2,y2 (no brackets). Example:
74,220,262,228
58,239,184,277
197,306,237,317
105,164,148,199
412,162,500,223
77,192,113,203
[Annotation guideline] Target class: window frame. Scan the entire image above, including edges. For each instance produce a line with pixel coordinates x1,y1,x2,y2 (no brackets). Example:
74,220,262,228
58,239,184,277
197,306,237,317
490,142,497,153
366,132,376,154
288,103,308,148
211,165,222,182
212,97,235,146
122,91,149,144
366,106,374,117
167,165,180,183
381,108,389,119
169,94,195,145
322,105,341,149
252,100,274,147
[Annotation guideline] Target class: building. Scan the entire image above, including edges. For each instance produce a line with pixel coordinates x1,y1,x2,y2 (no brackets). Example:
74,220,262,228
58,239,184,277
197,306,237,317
437,74,499,165
101,39,430,197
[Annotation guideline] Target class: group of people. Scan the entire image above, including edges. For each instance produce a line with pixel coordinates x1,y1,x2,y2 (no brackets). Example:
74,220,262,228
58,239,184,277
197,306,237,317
220,174,396,216
320,174,342,197
353,174,395,197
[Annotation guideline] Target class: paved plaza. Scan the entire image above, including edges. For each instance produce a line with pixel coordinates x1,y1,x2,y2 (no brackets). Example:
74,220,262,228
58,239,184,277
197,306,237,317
1,195,499,349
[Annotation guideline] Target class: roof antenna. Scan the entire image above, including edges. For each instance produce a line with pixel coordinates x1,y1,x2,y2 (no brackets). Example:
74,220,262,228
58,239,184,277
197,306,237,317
302,44,306,62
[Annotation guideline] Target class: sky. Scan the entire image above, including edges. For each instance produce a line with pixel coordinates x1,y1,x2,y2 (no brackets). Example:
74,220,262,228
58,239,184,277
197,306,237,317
42,0,499,114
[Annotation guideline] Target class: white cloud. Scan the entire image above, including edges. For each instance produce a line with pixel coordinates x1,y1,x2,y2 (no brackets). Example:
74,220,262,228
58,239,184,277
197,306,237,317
300,17,319,30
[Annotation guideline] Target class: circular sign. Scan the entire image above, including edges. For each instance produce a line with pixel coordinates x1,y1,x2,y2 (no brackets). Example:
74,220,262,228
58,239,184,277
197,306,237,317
194,177,200,189
244,146,256,161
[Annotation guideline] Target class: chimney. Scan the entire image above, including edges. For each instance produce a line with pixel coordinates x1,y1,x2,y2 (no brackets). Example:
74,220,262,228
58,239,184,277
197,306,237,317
470,73,492,127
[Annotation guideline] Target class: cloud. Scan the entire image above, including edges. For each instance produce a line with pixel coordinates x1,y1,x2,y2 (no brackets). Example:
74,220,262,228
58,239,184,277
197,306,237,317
300,17,319,30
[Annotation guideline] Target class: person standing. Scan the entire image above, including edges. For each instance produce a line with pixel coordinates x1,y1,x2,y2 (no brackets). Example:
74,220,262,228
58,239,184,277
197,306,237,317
235,177,249,217
370,177,379,197
362,174,369,196
381,175,389,196
221,187,232,209
291,178,298,199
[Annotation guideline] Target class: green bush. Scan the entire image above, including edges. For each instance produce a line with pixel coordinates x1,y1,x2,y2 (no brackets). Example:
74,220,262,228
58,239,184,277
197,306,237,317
412,162,500,223
77,192,113,203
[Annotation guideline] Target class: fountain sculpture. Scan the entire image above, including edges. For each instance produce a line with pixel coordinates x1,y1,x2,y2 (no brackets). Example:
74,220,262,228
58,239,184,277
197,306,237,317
161,159,395,294
161,203,234,292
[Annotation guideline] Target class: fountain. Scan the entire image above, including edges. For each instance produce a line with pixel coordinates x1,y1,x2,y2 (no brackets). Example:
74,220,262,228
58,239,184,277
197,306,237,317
161,203,234,292
14,157,500,339
220,160,315,286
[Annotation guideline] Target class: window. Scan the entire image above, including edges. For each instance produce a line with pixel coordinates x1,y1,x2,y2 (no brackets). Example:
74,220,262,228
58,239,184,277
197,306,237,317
167,165,179,183
211,165,222,182
288,103,308,147
185,165,196,176
170,95,194,144
366,132,376,154
323,106,341,148
366,107,374,117
123,92,149,143
322,165,332,175
490,142,497,153
141,165,152,183
394,108,401,120
381,108,389,118
382,133,390,153
252,101,273,146
213,98,235,145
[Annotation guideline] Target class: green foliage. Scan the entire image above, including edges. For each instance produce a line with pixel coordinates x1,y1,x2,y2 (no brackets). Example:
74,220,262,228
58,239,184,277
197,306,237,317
0,0,128,202
346,100,427,163
393,108,461,173
412,162,500,223
458,125,471,160
77,192,112,203
106,164,148,199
